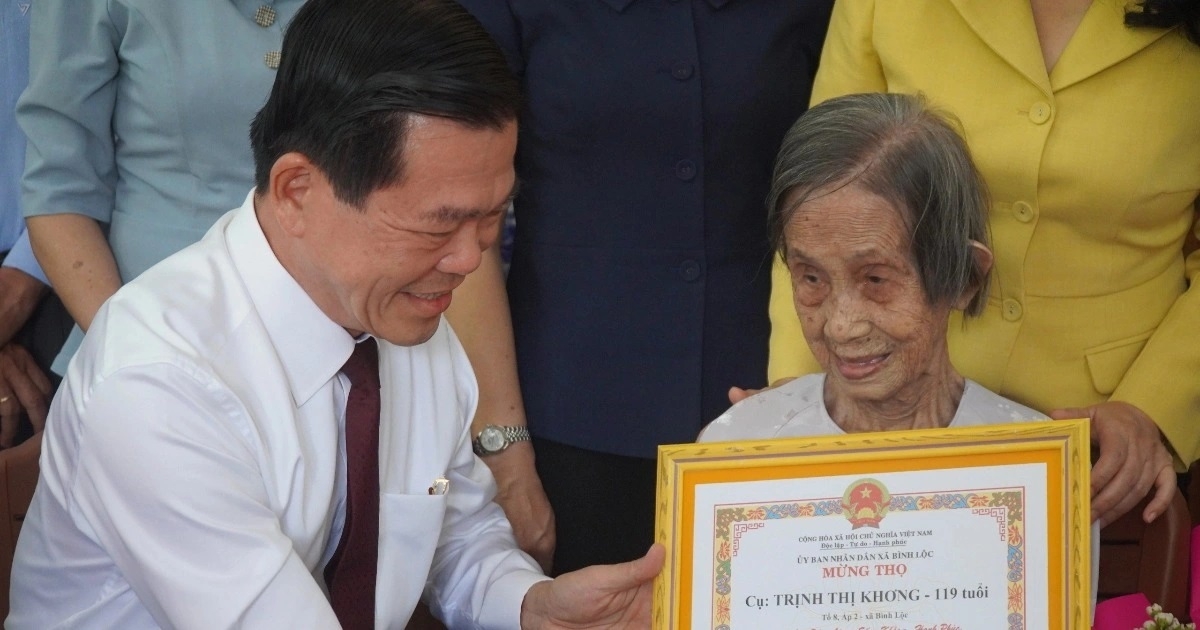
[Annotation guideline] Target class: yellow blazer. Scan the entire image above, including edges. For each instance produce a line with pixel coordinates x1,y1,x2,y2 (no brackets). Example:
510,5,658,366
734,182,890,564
768,0,1200,463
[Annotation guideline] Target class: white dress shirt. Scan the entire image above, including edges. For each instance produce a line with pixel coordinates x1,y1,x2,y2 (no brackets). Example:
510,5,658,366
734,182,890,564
8,192,547,629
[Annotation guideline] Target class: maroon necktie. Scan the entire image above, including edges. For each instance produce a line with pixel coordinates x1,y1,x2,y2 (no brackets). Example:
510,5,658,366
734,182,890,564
325,338,381,629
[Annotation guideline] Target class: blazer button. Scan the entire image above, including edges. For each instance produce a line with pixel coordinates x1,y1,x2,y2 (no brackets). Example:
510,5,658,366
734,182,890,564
679,259,702,282
254,5,277,27
671,63,694,81
1002,298,1023,322
1028,102,1052,124
675,160,697,181
1012,200,1036,223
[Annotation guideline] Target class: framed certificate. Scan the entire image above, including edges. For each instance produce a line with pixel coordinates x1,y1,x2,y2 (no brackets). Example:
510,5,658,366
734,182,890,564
652,420,1090,630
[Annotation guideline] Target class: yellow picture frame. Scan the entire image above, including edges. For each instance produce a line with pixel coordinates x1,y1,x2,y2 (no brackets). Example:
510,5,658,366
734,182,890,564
652,419,1090,629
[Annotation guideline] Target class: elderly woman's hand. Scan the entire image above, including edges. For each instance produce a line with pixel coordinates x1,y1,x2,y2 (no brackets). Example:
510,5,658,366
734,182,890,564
1050,401,1175,527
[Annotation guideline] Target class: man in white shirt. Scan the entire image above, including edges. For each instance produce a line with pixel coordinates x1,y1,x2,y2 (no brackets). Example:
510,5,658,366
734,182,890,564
7,0,662,627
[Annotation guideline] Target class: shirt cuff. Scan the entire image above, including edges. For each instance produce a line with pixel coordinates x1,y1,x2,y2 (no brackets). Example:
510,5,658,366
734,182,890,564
1,229,49,285
478,568,551,630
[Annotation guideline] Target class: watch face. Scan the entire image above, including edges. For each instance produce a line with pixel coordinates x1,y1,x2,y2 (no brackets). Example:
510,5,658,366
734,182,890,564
479,426,507,452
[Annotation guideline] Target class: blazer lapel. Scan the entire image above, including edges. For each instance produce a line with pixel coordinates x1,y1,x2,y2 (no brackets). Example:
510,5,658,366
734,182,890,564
1050,0,1175,90
949,0,1051,95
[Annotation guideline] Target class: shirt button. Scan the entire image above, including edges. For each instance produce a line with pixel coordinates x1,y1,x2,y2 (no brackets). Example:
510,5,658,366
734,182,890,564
671,63,694,81
675,160,697,181
1012,200,1036,223
679,259,702,282
1002,298,1023,322
265,51,281,69
1028,102,1052,124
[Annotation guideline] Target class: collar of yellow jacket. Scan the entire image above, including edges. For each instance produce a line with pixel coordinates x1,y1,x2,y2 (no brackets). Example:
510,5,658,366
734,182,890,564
949,0,1177,95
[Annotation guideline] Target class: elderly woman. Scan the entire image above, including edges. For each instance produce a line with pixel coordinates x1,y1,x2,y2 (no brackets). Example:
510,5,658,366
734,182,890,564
702,92,1054,440
767,0,1196,529
702,93,1112,608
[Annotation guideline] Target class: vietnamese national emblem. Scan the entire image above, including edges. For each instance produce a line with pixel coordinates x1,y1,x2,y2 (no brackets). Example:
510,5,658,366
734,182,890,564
841,478,890,529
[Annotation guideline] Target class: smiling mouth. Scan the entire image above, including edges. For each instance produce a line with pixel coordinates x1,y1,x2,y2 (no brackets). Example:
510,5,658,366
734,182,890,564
834,353,889,380
402,290,455,317
409,291,450,300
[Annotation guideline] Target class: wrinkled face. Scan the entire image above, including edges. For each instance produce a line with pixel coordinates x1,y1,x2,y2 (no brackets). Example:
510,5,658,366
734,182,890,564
297,116,517,346
784,183,953,403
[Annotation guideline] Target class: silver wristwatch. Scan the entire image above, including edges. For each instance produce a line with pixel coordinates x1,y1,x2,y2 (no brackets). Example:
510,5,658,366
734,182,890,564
472,424,532,457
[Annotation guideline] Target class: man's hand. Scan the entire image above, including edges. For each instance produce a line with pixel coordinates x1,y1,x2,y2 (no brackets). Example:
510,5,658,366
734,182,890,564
1050,401,1175,527
0,267,48,346
520,544,664,629
486,442,556,573
0,343,53,448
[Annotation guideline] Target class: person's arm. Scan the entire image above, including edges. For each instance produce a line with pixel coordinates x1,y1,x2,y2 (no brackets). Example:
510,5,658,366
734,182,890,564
1,227,49,282
1050,402,1175,527
69,364,341,629
1071,196,1200,525
0,231,47,344
422,389,550,629
26,214,119,331
19,0,123,330
767,0,887,383
445,0,555,570
445,243,555,572
0,231,53,446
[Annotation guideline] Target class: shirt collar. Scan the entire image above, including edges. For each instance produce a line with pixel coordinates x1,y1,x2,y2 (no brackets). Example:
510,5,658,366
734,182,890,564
599,0,731,12
224,190,357,406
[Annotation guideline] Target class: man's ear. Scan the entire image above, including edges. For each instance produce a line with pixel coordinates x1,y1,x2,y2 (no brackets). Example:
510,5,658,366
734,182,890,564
266,152,319,237
954,240,994,310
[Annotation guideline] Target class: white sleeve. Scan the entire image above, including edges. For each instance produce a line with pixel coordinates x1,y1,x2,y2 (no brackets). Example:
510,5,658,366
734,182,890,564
67,364,341,629
421,323,549,628
423,437,549,628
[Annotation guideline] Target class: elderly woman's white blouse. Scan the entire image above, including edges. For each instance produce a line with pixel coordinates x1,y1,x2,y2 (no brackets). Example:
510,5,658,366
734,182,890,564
699,374,1047,443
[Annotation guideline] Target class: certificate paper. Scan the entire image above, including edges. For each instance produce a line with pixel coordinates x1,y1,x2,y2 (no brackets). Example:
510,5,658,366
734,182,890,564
653,421,1089,630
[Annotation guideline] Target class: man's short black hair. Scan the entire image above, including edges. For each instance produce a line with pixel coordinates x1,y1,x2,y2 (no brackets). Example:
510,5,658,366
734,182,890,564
250,0,521,207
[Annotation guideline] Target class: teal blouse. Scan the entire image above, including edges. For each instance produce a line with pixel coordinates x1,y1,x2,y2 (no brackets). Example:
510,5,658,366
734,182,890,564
18,0,306,372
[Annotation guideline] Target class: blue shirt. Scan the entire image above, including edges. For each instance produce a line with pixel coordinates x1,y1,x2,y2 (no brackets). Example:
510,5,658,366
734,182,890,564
0,0,43,282
18,0,305,371
456,0,833,457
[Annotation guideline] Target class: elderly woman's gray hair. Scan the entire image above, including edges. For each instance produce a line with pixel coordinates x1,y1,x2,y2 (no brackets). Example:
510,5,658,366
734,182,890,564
768,92,991,316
